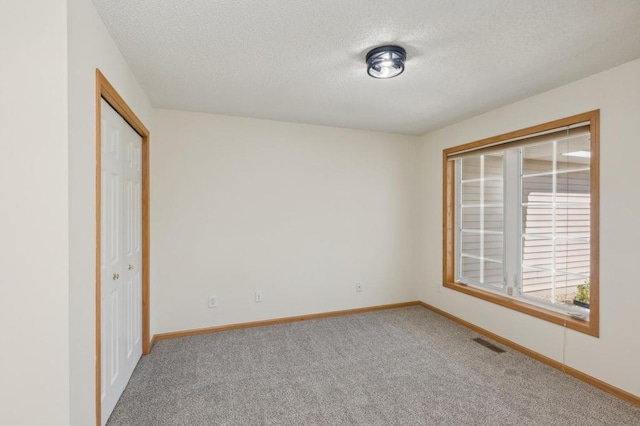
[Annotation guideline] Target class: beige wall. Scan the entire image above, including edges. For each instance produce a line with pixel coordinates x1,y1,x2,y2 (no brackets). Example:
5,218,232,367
151,110,420,334
418,58,640,397
0,1,70,424
67,0,154,424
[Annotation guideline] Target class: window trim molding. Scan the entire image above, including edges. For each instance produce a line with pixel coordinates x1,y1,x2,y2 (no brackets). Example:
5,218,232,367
442,110,599,337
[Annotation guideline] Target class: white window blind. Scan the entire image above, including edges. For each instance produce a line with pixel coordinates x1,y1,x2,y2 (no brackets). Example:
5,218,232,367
520,136,591,304
456,152,504,289
454,123,591,309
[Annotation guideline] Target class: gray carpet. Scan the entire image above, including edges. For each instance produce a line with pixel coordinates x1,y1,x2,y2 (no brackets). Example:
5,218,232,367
107,307,640,425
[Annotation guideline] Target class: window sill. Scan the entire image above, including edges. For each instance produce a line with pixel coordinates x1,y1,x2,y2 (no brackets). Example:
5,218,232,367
444,281,599,337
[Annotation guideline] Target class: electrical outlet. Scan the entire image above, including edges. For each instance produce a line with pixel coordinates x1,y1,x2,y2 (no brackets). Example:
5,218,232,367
355,282,363,293
208,295,217,308
255,291,263,303
436,281,442,293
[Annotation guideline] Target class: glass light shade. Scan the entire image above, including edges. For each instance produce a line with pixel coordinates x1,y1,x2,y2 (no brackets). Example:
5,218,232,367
366,45,406,79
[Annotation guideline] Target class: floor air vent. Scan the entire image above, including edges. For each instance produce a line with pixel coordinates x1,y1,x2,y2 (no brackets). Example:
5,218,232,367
472,337,506,353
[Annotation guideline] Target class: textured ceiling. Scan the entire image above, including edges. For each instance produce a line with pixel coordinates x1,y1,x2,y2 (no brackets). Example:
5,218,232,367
92,0,640,135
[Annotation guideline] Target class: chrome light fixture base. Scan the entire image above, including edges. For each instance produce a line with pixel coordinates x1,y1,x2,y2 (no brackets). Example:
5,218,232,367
366,45,407,79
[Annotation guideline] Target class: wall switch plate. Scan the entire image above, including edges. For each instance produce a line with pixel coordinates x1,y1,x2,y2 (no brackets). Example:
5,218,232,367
208,295,217,308
355,282,363,292
255,291,263,303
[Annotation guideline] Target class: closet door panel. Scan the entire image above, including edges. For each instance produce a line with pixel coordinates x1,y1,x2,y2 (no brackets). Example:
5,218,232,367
100,100,125,425
122,117,143,384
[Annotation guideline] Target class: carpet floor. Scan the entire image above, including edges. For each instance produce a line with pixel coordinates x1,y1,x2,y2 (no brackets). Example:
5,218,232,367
107,306,640,425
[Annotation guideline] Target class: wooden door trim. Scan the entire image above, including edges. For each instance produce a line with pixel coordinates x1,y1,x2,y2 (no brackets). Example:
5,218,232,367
95,69,151,426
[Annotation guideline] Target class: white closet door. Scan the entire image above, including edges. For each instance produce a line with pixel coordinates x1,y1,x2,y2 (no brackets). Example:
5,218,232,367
100,99,143,426
122,116,143,383
100,99,123,426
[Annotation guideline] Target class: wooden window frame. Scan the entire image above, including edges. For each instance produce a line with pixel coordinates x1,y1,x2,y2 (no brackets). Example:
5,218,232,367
95,69,152,425
442,110,600,337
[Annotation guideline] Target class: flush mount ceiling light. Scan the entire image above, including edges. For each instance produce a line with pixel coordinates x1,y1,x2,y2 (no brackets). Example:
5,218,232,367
366,45,406,79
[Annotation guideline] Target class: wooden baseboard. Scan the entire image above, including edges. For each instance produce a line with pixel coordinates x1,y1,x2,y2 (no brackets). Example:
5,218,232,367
153,301,421,341
417,301,640,407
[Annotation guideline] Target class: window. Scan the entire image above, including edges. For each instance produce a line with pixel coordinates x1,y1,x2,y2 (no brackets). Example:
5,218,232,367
443,111,599,336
